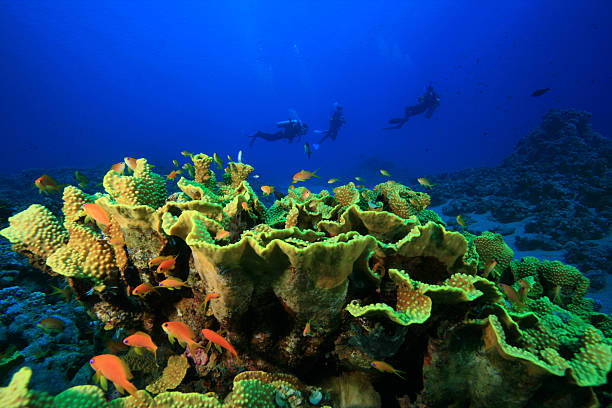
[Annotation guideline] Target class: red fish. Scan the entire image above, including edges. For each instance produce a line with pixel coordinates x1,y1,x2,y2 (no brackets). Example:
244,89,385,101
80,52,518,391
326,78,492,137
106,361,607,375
300,189,311,201
499,283,521,305
201,329,238,359
158,277,189,290
518,279,532,302
166,170,178,180
131,282,155,297
371,360,406,380
89,354,139,398
157,256,177,274
162,321,203,357
215,230,230,241
123,332,158,361
201,293,220,314
124,157,138,172
302,320,312,337
34,175,64,195
292,169,319,183
482,259,497,278
149,255,175,267
83,203,110,226
37,317,65,332
111,162,125,174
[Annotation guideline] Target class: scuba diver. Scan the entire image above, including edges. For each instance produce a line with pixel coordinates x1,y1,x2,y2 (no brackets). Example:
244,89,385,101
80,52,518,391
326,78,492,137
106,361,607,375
384,84,440,129
315,102,346,145
249,116,309,147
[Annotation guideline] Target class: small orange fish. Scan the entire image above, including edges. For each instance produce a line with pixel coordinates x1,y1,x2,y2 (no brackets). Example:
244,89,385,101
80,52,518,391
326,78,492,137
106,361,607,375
105,338,130,354
37,317,65,332
111,162,125,174
518,279,532,302
159,277,190,290
215,229,231,241
499,283,521,305
156,256,177,274
241,201,250,212
292,169,319,183
124,157,138,171
456,214,467,228
34,175,64,195
162,321,203,356
123,331,158,361
200,293,220,314
89,354,139,398
201,329,238,358
149,255,176,267
50,285,72,302
261,185,274,196
371,360,406,380
166,170,178,180
131,282,155,297
83,203,110,226
303,320,312,337
300,189,311,201
417,177,434,188
482,259,497,277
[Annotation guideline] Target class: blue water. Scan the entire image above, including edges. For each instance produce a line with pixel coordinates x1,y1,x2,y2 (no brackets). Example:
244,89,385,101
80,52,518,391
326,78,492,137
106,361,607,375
1,1,610,186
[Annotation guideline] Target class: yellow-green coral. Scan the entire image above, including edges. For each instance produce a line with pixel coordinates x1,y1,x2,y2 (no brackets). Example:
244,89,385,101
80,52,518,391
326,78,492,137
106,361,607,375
103,158,166,209
146,355,189,394
46,222,117,284
0,204,68,259
473,231,514,279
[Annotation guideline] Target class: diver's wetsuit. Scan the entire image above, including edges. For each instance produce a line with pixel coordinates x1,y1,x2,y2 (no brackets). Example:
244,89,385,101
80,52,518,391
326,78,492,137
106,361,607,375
249,119,309,147
385,85,440,129
318,105,346,145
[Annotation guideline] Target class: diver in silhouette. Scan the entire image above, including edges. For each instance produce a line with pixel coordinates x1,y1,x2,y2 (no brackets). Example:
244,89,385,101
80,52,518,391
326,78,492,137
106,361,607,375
316,103,346,145
384,85,440,129
249,118,309,147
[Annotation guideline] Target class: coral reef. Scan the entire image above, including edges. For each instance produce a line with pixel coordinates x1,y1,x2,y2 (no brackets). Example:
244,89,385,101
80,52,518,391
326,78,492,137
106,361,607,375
0,151,610,407
433,109,612,276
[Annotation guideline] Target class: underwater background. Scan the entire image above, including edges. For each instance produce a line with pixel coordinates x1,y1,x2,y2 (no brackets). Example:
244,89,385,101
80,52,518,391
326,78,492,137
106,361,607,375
1,2,611,408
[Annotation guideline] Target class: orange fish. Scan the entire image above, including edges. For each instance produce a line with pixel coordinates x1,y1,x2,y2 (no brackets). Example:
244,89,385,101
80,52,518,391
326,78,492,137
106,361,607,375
292,169,319,183
241,201,250,212
34,175,64,195
303,320,312,337
261,185,274,196
201,292,220,314
124,157,138,171
162,321,203,356
166,170,179,180
83,203,110,226
201,329,238,358
123,332,158,361
371,360,406,380
111,162,125,174
456,214,467,228
159,277,190,290
482,259,497,278
89,354,139,398
50,285,72,302
156,256,177,274
518,279,532,302
131,282,155,297
300,189,311,201
37,317,65,332
105,338,130,354
499,283,521,305
215,230,231,241
417,177,434,188
149,255,176,267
